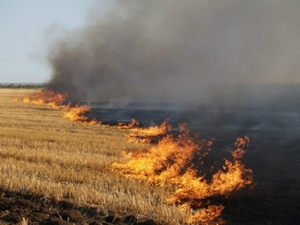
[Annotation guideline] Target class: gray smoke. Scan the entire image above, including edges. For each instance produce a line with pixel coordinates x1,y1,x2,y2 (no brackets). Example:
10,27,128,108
46,0,300,107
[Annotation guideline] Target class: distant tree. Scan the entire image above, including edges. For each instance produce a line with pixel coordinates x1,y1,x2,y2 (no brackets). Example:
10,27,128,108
0,83,45,89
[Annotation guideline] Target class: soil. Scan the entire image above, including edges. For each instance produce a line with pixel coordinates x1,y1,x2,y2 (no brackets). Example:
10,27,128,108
0,188,156,225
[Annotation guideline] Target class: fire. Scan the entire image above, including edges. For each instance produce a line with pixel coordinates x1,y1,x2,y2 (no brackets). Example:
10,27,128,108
186,205,225,224
128,118,172,143
16,90,67,108
63,105,101,125
15,90,101,125
117,118,141,129
112,124,253,223
16,89,255,223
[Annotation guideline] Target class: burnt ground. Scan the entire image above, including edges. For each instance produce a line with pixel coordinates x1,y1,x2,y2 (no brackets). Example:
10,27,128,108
1,104,300,225
89,105,300,225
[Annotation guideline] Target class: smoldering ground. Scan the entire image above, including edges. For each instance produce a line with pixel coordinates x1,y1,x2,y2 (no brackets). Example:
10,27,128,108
46,0,300,107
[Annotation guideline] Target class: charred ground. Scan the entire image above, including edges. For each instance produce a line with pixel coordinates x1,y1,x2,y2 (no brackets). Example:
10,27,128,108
85,90,300,224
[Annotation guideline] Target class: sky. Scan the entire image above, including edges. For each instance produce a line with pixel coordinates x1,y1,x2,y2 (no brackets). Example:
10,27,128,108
2,0,300,86
0,0,112,83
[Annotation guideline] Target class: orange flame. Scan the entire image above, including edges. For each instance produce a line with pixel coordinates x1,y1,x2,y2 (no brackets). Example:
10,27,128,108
63,105,101,125
16,89,255,223
117,118,141,129
15,90,102,125
128,118,172,143
112,123,253,223
186,205,225,224
16,90,67,108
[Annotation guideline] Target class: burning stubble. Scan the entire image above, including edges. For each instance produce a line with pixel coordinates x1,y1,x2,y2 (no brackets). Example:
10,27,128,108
112,125,253,223
15,91,255,223
12,0,300,223
45,0,300,107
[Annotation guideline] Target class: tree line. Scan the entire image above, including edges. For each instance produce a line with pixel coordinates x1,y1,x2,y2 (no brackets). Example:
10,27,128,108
0,83,45,89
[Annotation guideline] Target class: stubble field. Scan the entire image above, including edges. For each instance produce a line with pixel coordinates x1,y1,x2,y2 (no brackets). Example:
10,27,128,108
1,88,300,225
0,89,188,224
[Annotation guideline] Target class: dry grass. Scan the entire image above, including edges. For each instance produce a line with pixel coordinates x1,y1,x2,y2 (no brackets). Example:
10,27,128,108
0,89,191,224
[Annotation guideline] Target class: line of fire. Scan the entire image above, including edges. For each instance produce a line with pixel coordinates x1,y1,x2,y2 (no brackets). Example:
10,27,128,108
14,89,259,224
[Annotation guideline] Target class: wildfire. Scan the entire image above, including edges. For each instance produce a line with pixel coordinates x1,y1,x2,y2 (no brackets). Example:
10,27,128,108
15,89,67,108
117,118,141,129
112,124,253,223
16,89,255,223
128,118,172,143
63,105,101,125
15,89,101,125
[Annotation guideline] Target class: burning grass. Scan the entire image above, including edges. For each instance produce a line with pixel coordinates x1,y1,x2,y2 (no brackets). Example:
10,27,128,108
0,89,189,224
5,89,255,224
14,88,103,125
13,89,67,108
117,118,141,129
113,124,253,224
128,118,172,143
63,104,101,125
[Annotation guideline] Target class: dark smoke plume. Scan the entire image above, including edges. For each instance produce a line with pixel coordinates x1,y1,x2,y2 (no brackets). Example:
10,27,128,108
46,0,300,108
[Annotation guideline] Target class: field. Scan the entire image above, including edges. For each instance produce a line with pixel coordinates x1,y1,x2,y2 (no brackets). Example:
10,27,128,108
0,89,188,224
1,89,300,225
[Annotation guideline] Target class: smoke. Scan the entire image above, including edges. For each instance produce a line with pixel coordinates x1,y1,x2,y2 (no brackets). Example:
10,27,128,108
46,0,300,107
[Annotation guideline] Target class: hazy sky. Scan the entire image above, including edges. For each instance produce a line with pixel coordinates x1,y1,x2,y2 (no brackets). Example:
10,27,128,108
2,0,300,86
0,0,112,83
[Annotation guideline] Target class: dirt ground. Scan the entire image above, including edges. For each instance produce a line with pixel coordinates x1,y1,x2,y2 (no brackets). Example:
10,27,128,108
0,188,156,225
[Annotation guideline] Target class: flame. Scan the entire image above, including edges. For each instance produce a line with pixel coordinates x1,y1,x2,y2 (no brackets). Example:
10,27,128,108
16,90,67,108
112,123,253,223
16,89,255,223
63,105,101,125
15,90,101,125
128,118,172,143
186,205,225,224
117,118,141,129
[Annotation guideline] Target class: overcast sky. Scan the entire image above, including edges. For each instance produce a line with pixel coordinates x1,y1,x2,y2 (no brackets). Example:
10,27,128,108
0,0,112,83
